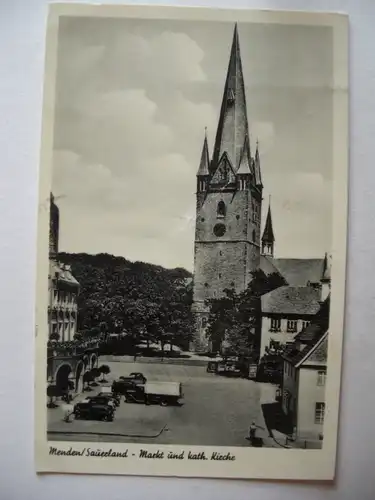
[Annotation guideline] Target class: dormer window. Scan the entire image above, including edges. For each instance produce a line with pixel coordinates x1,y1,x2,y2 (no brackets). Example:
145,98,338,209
227,88,235,105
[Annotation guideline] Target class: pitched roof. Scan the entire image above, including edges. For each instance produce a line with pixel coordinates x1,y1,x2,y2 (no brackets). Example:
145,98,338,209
261,285,321,315
294,295,330,342
262,203,275,243
283,296,330,366
271,258,324,286
259,255,283,277
211,24,250,173
283,332,328,367
50,260,79,286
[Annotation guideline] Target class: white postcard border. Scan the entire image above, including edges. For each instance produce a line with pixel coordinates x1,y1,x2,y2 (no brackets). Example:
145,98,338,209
35,3,349,481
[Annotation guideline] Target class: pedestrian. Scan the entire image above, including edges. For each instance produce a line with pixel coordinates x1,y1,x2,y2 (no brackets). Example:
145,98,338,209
62,402,75,423
249,421,257,441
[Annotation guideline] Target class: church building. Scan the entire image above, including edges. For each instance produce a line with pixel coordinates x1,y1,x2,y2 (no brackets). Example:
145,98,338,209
192,24,263,351
192,24,330,353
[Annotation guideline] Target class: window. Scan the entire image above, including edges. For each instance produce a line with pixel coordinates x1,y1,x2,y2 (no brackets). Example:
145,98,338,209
218,273,222,278
315,402,325,424
270,318,281,332
317,371,326,386
202,317,208,329
217,201,226,218
287,320,298,332
252,229,256,242
302,321,310,330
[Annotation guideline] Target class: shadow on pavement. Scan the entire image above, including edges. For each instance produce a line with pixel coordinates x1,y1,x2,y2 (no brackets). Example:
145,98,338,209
261,402,293,436
245,436,264,447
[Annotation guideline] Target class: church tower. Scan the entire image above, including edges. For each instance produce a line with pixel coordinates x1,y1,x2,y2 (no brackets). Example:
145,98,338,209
261,197,275,257
192,24,263,351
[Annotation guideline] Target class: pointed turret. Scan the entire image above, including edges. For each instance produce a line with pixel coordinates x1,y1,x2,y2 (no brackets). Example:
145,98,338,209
197,128,210,191
211,24,250,174
49,192,59,259
261,197,275,257
237,133,252,175
197,128,210,176
321,252,331,301
254,139,262,187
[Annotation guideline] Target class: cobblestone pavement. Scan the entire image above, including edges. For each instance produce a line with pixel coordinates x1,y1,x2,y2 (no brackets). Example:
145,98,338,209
48,361,280,447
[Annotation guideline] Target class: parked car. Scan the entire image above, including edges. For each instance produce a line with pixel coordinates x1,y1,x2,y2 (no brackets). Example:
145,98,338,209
95,392,121,407
74,398,115,421
112,378,136,395
119,372,147,385
86,395,117,409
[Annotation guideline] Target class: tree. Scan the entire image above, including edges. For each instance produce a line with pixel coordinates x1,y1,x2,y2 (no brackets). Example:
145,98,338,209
99,364,111,383
56,252,194,352
90,367,101,387
99,321,108,341
205,270,286,359
46,385,60,408
83,370,94,392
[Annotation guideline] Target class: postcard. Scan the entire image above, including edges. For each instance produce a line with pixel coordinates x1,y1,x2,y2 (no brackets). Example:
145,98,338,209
35,4,348,480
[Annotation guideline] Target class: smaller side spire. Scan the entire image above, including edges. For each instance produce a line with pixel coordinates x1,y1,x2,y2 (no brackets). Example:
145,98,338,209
320,252,331,301
254,139,263,187
197,128,210,192
197,127,210,176
261,196,275,257
49,192,60,259
237,133,252,175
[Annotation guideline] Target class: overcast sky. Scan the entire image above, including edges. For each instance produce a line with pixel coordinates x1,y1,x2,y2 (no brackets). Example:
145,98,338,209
52,16,333,271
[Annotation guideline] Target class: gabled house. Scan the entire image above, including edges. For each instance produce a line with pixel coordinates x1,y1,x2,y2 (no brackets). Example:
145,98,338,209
259,251,331,357
281,295,330,442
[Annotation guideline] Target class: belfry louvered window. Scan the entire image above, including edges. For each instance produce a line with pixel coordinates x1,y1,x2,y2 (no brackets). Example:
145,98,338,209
217,201,226,218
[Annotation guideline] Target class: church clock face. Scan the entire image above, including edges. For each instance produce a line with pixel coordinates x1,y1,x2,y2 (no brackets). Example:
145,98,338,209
213,223,226,237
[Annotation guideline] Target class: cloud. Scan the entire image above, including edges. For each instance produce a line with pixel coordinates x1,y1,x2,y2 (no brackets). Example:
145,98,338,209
52,19,333,269
107,31,207,87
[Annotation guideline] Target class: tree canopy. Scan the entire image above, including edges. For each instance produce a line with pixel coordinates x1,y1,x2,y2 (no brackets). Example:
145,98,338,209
58,252,194,350
205,269,287,359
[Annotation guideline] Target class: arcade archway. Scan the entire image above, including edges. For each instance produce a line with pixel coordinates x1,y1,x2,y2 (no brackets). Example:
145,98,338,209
55,363,72,392
90,354,98,369
75,361,84,394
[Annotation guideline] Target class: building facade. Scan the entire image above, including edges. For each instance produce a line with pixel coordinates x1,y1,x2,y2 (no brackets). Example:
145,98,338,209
281,295,330,443
47,194,99,396
48,193,79,343
192,24,263,350
260,252,332,357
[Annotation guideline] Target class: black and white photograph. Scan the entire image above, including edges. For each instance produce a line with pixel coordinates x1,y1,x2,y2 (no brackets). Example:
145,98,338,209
35,5,348,481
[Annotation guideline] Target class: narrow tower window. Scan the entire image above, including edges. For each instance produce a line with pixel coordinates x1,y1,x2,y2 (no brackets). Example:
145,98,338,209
252,229,256,242
217,201,226,218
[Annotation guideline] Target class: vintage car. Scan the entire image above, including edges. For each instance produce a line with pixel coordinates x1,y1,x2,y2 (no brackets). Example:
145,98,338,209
74,398,115,421
119,372,147,385
124,381,183,407
94,391,121,407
